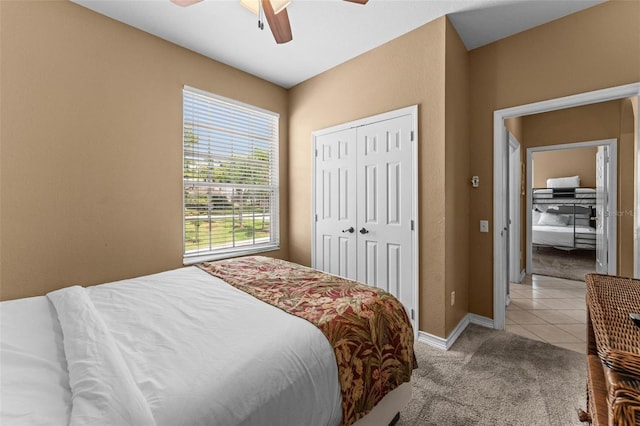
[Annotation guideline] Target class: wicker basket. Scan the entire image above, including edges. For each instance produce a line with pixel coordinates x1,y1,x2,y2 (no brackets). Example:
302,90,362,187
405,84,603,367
584,273,640,425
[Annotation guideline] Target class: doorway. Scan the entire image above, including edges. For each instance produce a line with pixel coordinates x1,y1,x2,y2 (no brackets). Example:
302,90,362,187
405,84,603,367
525,139,617,280
504,139,618,353
493,82,640,332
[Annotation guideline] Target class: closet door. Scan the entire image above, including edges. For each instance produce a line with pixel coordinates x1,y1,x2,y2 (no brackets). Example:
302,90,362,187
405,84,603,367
314,128,358,279
356,115,414,317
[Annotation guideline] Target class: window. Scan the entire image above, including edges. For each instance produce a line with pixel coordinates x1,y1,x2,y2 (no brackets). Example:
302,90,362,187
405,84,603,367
182,86,279,263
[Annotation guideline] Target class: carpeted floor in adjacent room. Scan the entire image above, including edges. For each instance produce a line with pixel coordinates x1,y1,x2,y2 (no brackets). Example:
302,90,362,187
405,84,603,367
531,246,596,281
397,324,586,426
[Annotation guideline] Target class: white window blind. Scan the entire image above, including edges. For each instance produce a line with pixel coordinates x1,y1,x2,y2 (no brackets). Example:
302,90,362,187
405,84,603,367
182,86,279,263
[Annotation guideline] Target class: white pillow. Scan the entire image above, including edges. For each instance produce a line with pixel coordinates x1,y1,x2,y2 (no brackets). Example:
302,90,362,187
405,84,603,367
547,176,580,188
538,212,571,226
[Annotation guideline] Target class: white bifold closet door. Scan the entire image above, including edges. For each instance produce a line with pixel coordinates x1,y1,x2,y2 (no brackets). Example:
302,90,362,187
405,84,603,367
314,114,414,321
315,128,358,280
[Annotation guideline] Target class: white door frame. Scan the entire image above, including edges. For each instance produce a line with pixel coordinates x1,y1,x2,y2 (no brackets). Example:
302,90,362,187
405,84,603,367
493,82,640,330
524,139,617,275
311,105,420,336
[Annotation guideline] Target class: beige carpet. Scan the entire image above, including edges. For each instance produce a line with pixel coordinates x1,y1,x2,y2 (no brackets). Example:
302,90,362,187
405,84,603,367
531,247,596,281
397,324,586,426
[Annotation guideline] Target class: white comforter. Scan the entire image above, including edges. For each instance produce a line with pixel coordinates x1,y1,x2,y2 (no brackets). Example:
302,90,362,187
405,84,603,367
1,267,342,426
532,224,595,247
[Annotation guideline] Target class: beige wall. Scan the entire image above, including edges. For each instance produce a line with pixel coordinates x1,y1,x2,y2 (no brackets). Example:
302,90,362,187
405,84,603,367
444,21,470,334
289,17,449,336
505,117,524,143
525,100,624,204
532,147,597,188
288,17,471,337
0,1,289,300
469,0,640,318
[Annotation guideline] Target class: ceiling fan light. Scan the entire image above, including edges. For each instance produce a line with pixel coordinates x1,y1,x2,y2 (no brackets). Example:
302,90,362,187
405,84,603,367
240,0,259,15
270,0,291,14
240,0,291,15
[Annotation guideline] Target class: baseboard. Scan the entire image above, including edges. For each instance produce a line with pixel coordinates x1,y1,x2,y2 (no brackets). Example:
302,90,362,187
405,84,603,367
468,313,494,329
417,330,449,350
417,313,494,351
520,269,526,282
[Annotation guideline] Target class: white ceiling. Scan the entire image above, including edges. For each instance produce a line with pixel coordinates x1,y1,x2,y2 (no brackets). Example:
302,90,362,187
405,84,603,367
72,0,605,89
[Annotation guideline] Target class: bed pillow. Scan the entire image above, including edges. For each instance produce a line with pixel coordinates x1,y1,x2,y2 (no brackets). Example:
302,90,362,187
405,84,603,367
537,212,571,226
547,176,580,188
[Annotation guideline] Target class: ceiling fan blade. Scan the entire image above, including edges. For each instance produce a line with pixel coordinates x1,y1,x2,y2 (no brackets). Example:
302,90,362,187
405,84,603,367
170,0,203,7
262,0,293,44
344,0,368,4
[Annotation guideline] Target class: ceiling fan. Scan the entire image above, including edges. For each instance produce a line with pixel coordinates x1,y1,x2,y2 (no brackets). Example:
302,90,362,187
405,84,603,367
170,0,368,44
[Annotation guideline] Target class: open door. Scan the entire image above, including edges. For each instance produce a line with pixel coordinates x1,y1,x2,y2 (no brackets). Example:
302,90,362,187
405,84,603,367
509,134,521,284
595,146,609,274
502,128,511,306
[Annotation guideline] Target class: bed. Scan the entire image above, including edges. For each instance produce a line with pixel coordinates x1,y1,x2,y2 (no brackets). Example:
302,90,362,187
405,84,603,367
532,223,596,249
0,256,414,426
532,177,597,251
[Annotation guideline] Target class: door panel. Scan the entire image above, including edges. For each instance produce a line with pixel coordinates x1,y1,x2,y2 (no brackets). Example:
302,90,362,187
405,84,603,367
365,241,378,287
315,129,358,280
338,237,350,277
387,243,401,296
321,235,332,271
356,115,413,317
387,162,401,225
365,165,378,222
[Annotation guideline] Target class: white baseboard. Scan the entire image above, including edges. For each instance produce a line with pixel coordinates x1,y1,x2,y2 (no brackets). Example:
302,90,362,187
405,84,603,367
417,330,449,350
417,313,494,350
468,313,494,329
520,269,526,282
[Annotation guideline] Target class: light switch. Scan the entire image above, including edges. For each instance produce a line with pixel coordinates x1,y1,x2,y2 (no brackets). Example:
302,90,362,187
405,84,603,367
480,220,489,233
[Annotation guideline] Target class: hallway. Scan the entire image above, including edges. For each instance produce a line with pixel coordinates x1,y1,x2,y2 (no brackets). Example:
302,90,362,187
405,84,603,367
506,274,587,354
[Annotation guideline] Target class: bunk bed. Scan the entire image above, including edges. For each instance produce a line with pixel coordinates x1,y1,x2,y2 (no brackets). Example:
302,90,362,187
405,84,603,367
531,176,597,251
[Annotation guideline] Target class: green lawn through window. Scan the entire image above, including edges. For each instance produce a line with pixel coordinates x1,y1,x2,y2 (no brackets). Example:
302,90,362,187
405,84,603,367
185,215,270,252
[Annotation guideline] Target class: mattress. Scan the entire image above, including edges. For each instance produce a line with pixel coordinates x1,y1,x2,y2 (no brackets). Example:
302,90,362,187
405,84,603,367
533,188,596,200
532,224,596,248
1,267,343,426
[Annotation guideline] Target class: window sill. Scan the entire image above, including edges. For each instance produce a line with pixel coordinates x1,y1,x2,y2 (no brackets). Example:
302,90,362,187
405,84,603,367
183,244,280,266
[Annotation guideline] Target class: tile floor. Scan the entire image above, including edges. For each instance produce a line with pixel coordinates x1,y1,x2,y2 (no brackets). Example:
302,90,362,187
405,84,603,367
506,274,587,354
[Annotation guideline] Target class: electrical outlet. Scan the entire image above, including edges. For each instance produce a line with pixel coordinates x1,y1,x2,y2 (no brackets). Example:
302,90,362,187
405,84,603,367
480,220,489,233
451,291,455,306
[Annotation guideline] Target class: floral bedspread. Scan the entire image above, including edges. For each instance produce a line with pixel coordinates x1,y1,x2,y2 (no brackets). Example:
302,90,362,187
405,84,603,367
197,256,415,426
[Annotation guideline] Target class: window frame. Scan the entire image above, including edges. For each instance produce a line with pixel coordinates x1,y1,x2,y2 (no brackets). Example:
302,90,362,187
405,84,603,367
181,85,280,265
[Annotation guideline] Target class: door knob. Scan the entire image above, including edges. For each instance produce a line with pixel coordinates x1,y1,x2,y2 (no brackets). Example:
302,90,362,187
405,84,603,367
359,227,369,234
342,227,355,233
